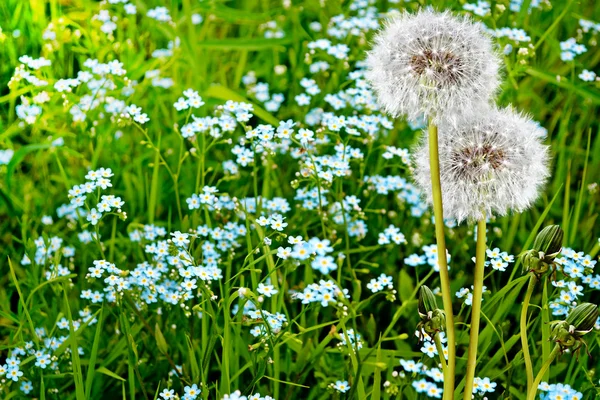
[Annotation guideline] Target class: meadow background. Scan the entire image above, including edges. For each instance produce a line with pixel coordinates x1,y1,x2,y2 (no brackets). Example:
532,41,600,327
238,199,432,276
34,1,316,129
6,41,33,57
1,0,600,399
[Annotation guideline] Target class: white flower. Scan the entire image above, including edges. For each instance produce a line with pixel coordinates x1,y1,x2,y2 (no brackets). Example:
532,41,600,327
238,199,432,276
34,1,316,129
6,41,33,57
366,10,500,122
413,107,550,223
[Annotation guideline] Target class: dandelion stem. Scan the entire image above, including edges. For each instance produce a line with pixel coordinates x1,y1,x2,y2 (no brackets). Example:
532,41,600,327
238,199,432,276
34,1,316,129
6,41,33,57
428,121,456,398
520,273,537,392
463,216,487,400
434,332,447,376
527,345,560,400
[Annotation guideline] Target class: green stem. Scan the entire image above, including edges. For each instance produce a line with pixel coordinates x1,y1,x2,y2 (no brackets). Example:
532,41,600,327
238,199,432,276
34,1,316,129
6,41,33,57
340,320,366,399
434,332,447,376
109,215,117,262
527,345,560,400
520,274,537,392
428,121,456,398
463,216,487,400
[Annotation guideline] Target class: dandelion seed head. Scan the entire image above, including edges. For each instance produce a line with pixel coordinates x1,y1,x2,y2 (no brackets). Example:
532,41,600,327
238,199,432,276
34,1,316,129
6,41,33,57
366,9,501,122
413,107,550,222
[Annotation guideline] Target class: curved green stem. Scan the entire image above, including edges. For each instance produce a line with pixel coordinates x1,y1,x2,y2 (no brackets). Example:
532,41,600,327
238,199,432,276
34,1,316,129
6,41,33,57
428,121,456,398
521,274,538,392
527,345,560,400
434,332,447,376
463,217,487,400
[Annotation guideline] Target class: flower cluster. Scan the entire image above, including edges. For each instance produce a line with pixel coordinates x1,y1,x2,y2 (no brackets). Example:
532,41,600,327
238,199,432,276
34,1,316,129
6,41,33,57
418,331,448,360
159,383,201,400
220,390,274,400
337,329,364,352
537,382,583,400
243,76,285,112
366,273,394,293
290,279,350,306
67,167,126,226
456,285,490,306
485,247,515,272
0,315,95,393
549,248,599,325
234,299,288,339
173,89,205,111
404,245,452,272
560,38,587,61
397,359,443,398
3,0,599,398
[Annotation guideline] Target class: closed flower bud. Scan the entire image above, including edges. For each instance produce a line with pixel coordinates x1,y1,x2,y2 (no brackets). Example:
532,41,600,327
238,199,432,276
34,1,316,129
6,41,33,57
522,225,563,275
532,225,563,259
418,285,438,318
566,302,598,335
417,285,446,335
550,303,598,351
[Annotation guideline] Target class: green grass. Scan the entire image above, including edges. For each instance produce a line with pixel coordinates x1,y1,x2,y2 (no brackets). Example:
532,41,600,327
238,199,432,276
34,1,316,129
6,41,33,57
1,0,600,399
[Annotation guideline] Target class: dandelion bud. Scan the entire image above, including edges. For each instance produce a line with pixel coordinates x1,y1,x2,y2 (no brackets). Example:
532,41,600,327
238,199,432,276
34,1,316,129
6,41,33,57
418,285,438,318
566,303,598,335
417,285,445,335
366,9,501,122
532,225,563,259
523,225,563,274
550,303,598,350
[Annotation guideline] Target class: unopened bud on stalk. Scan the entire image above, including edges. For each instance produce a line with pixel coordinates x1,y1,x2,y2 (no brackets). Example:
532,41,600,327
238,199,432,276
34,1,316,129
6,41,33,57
417,286,446,335
418,286,438,318
550,303,598,351
522,225,563,275
532,225,563,258
566,302,598,335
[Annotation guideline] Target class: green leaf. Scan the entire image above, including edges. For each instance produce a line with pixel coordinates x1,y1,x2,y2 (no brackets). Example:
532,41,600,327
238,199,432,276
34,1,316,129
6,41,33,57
85,307,104,397
366,314,377,344
398,269,414,302
5,143,52,190
371,343,383,400
154,323,168,355
26,274,78,307
186,335,200,383
525,68,600,104
62,286,86,400
196,4,275,24
96,366,126,382
280,332,304,353
197,37,292,50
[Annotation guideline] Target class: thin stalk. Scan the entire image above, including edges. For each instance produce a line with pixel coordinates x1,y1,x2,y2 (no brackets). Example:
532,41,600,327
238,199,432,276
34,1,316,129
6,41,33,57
434,332,447,376
463,217,487,400
527,345,560,400
520,274,537,392
428,121,456,397
109,215,117,262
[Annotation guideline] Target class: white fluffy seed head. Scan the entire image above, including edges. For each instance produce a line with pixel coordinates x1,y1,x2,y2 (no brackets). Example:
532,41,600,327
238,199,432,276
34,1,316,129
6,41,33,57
366,9,501,122
413,107,550,223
